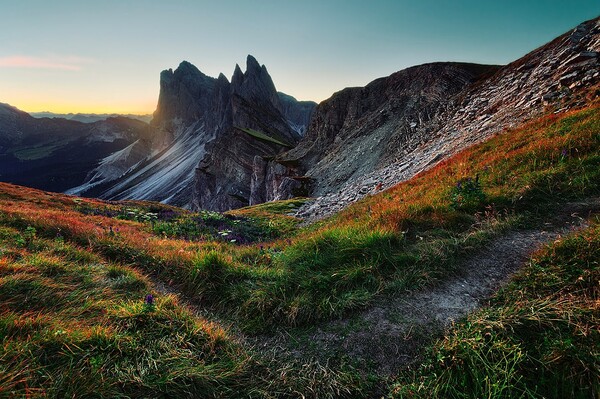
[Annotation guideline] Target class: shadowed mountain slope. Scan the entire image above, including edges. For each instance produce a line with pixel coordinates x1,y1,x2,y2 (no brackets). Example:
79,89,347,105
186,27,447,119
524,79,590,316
0,103,153,192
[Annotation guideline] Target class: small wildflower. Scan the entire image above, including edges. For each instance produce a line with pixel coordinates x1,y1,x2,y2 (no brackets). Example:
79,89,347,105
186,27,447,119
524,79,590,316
561,148,569,158
145,294,154,305
143,294,155,312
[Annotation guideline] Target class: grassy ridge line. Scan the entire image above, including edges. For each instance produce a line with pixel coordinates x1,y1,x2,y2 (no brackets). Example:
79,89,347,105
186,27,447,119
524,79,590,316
236,126,293,147
334,105,600,231
391,216,600,398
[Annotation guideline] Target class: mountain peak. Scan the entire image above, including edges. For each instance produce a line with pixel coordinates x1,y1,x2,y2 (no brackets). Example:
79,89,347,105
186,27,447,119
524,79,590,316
246,54,261,74
174,60,207,78
152,61,217,126
217,72,229,83
232,64,244,85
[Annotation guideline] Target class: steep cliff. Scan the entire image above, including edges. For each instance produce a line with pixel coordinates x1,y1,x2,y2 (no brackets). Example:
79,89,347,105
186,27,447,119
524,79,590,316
71,56,315,210
192,55,302,211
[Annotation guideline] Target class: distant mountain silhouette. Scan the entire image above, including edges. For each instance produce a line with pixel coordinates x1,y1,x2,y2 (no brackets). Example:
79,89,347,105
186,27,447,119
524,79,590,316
69,55,317,210
30,112,153,124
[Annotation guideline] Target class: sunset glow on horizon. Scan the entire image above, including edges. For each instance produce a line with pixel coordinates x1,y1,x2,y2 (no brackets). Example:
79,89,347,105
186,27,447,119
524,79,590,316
10,99,157,116
2,0,599,115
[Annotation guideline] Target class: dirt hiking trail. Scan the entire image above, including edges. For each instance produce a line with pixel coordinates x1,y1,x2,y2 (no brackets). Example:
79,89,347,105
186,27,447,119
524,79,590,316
249,199,600,375
152,199,600,378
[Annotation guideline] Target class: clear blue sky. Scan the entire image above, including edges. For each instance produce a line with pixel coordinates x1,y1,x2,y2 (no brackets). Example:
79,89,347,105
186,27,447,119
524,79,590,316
1,0,598,113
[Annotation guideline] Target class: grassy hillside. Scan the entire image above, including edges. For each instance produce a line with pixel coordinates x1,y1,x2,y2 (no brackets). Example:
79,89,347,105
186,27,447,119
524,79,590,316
236,127,293,147
0,212,368,397
0,104,599,397
391,217,599,398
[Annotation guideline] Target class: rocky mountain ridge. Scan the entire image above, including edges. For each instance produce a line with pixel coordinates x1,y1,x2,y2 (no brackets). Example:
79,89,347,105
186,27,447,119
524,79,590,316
3,17,599,217
251,62,499,205
277,17,600,222
70,56,316,209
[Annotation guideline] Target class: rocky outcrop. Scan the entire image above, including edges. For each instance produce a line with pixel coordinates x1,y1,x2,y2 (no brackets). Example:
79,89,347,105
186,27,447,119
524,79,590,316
291,17,600,222
192,56,302,211
254,62,498,203
277,92,316,135
72,56,315,210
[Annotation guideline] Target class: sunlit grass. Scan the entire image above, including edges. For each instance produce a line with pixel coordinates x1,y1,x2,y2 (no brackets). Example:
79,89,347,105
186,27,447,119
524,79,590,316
0,225,371,397
0,229,261,397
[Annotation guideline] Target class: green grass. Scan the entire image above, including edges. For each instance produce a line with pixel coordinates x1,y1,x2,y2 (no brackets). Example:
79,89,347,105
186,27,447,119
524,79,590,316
236,126,293,147
390,216,600,398
0,225,372,398
11,138,74,160
0,105,599,397
0,227,245,397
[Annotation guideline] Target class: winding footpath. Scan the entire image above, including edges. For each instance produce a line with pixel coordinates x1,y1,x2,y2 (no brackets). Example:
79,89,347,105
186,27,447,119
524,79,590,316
251,199,600,375
153,198,600,376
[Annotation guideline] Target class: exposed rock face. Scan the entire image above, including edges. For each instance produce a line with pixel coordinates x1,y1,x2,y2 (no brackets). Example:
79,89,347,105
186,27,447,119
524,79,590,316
193,56,302,211
250,63,498,203
152,61,217,128
277,92,316,135
72,56,316,210
0,103,151,193
261,17,600,222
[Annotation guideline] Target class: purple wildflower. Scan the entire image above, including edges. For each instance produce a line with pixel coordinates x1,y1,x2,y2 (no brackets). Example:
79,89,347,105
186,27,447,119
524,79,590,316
144,294,154,305
561,148,568,158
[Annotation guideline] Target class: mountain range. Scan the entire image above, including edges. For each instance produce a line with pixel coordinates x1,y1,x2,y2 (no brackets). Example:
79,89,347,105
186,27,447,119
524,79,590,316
1,15,600,398
29,112,153,124
0,18,599,215
0,103,152,192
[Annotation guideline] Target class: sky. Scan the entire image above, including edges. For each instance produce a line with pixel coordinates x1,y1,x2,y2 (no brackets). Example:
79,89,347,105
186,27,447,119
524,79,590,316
1,0,599,114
